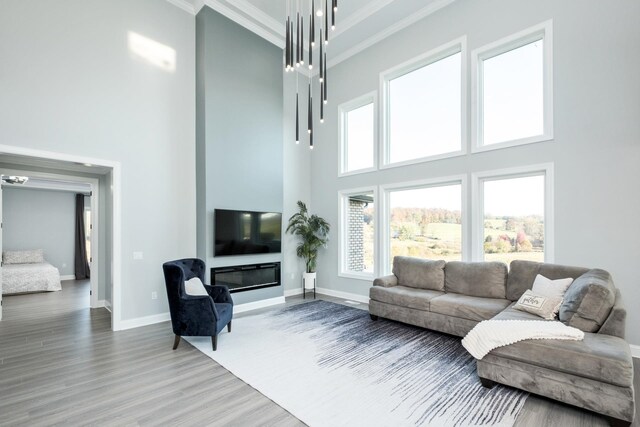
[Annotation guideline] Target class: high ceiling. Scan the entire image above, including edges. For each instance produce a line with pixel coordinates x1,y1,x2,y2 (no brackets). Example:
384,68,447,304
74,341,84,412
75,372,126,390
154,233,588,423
173,0,455,68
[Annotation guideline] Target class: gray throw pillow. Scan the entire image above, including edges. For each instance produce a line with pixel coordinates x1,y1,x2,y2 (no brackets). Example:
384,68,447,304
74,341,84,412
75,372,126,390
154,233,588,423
392,257,446,291
559,269,616,332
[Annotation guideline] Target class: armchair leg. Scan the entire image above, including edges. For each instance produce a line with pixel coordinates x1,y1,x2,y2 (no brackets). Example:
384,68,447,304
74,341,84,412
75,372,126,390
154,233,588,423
172,335,181,350
212,334,218,351
227,320,232,333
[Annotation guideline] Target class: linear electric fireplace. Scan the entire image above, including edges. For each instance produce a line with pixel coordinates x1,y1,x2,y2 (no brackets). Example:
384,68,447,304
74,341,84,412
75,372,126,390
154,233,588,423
210,262,281,293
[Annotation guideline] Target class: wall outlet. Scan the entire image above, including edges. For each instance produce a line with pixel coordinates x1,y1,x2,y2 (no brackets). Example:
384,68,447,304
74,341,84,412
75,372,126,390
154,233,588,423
151,291,158,300
133,251,144,260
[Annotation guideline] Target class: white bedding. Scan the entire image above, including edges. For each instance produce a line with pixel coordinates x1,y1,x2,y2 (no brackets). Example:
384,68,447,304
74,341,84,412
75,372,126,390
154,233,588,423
2,262,62,295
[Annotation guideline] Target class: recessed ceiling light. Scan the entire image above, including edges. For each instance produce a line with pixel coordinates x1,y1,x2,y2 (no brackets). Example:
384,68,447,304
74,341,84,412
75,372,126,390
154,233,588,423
83,163,93,167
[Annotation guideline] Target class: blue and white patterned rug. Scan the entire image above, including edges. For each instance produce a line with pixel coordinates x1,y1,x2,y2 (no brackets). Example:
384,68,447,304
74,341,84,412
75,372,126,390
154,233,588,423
185,300,528,426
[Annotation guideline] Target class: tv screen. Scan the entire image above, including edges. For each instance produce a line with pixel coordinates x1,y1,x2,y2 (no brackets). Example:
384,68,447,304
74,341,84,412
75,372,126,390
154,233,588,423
215,209,282,256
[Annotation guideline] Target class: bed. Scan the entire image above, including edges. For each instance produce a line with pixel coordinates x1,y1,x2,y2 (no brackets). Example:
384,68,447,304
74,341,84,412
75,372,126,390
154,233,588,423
2,250,62,295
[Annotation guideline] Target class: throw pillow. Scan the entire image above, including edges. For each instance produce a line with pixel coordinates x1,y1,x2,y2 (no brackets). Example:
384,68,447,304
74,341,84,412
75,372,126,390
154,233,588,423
3,249,45,264
185,277,208,296
531,274,574,300
514,289,563,320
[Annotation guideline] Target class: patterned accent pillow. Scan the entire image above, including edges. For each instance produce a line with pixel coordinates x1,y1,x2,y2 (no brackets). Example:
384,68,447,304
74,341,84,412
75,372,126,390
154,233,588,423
3,249,45,265
514,289,563,320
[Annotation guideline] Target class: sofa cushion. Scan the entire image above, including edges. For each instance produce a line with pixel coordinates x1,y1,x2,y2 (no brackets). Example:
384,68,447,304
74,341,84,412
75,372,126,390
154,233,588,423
370,285,443,311
488,332,633,388
392,257,445,291
559,269,616,333
444,261,507,299
429,293,511,322
507,260,589,301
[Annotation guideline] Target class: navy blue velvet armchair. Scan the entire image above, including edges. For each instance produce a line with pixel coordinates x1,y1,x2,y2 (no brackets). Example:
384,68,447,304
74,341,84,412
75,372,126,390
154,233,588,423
162,258,233,351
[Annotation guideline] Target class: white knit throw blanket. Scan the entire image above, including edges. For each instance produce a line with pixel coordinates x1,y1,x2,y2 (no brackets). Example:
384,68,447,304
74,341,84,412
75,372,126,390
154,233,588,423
462,319,585,360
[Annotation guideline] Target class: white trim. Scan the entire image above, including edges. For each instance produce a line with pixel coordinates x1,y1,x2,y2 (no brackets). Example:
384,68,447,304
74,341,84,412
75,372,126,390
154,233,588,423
380,175,467,275
204,0,285,48
284,288,304,297
316,287,370,304
471,163,554,262
230,0,284,36
338,186,378,280
338,91,378,177
96,299,112,312
165,0,196,14
330,0,395,41
379,37,467,168
234,296,286,314
0,144,122,332
630,344,640,359
327,0,456,69
471,20,554,153
60,275,76,281
119,312,171,331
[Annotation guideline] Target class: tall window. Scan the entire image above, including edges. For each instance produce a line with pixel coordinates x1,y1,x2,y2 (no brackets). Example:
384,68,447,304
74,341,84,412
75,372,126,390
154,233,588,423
473,21,553,150
382,40,465,166
475,165,552,264
339,94,376,175
339,189,376,279
386,182,463,269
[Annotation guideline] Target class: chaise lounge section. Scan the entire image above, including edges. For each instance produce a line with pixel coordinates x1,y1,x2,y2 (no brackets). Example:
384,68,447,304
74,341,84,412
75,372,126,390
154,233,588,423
369,256,635,426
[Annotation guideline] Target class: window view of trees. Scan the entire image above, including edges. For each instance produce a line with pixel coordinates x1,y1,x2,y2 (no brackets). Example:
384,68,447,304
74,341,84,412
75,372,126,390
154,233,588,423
389,184,462,267
483,175,545,264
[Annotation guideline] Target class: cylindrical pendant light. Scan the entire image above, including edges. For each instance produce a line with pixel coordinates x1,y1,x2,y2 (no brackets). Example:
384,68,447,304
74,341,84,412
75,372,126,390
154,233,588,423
331,0,335,30
307,83,312,135
311,0,315,47
319,29,324,82
295,92,300,144
324,0,329,45
320,82,324,123
323,53,328,104
308,13,313,69
296,12,300,66
300,16,304,65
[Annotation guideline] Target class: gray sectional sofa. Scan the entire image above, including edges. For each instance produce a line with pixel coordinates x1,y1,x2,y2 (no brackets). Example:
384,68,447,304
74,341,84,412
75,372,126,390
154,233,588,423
369,256,635,426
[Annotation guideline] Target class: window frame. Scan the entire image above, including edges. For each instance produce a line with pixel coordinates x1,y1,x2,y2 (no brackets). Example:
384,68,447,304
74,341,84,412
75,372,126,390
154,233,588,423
380,175,469,275
379,37,468,169
338,92,378,177
471,163,554,263
338,186,379,281
471,20,554,153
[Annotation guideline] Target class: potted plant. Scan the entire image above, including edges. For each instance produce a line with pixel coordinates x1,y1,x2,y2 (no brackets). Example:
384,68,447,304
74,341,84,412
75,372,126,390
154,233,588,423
286,201,330,290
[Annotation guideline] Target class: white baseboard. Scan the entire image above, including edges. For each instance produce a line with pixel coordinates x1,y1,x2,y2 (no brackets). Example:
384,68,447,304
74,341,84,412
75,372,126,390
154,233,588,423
118,312,171,331
284,286,369,304
316,287,370,304
60,275,76,281
630,344,640,359
95,299,112,312
234,296,286,314
284,288,303,297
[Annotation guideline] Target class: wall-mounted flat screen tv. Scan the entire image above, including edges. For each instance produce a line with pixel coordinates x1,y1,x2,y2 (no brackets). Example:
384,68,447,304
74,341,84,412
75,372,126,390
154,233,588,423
215,209,282,256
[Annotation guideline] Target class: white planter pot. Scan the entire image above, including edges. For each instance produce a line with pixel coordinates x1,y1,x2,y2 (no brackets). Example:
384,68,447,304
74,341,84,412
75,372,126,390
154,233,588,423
303,272,317,290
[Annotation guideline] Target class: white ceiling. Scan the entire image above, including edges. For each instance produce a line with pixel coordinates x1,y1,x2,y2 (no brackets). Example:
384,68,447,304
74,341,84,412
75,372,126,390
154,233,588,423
170,0,455,69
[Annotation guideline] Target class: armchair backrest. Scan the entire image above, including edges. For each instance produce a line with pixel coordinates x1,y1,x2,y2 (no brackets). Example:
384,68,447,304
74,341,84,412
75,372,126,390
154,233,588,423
163,258,208,333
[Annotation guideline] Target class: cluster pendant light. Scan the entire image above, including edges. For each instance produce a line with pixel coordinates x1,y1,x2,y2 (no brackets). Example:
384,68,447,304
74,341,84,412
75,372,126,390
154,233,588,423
285,0,337,149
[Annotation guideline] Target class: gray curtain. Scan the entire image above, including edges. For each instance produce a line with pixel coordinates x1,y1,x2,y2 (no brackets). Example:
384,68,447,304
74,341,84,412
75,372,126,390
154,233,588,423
75,194,90,280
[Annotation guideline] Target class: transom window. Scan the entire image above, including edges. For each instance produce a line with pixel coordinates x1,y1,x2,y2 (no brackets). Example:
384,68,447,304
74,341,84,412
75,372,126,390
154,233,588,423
339,93,376,175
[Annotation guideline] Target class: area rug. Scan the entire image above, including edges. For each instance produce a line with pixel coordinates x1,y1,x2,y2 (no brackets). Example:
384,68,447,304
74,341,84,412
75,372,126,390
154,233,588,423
184,300,528,427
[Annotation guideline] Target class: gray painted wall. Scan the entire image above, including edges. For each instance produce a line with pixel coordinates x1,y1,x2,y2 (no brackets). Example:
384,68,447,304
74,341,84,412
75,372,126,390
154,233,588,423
196,8,284,304
0,0,196,320
3,188,76,277
309,0,640,345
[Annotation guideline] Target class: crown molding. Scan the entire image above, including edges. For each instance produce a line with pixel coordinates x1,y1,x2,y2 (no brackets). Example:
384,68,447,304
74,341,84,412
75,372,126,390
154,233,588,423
166,0,196,14
230,0,284,36
327,0,456,69
205,0,285,48
331,0,394,40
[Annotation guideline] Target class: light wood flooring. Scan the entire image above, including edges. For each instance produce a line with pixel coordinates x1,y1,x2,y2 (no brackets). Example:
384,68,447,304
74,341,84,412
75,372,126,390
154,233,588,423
0,281,637,426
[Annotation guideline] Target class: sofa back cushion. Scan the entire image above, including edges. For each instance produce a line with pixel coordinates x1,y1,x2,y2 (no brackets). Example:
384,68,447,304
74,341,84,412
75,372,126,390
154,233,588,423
444,261,507,299
506,260,589,301
559,269,616,333
392,257,445,291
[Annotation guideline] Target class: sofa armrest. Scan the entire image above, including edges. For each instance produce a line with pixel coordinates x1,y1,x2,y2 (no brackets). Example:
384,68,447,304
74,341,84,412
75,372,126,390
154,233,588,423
373,275,398,288
598,289,626,338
